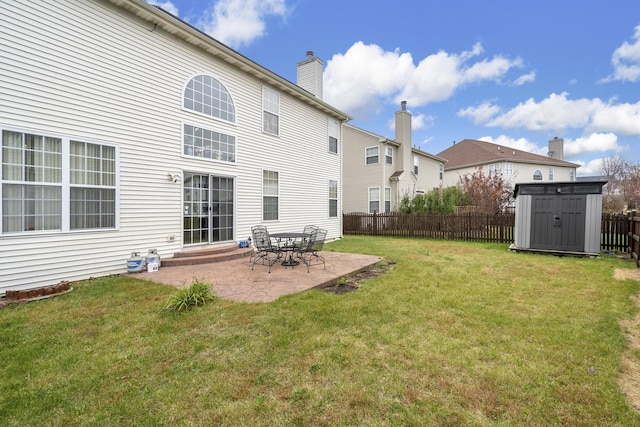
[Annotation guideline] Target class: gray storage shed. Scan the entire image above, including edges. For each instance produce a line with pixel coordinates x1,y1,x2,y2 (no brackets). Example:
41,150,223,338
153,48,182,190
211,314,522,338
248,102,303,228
513,181,606,255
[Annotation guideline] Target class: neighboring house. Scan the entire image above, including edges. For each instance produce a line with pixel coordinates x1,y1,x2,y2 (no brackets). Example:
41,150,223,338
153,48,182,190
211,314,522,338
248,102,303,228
0,1,349,293
342,102,446,213
437,138,580,187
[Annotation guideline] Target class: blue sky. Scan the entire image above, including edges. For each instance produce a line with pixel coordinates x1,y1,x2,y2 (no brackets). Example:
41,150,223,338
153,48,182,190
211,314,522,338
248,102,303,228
148,0,640,176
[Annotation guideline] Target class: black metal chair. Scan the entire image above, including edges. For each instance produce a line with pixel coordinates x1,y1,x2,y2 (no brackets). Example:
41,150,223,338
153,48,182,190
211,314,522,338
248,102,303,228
293,225,319,250
250,227,281,273
296,228,327,273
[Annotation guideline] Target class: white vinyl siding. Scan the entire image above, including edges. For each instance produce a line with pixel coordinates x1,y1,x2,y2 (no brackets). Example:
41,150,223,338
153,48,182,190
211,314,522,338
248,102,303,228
0,0,344,293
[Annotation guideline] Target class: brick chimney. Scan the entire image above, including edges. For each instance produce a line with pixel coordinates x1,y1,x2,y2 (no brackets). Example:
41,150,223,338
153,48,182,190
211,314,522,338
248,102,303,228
548,137,564,160
297,51,323,100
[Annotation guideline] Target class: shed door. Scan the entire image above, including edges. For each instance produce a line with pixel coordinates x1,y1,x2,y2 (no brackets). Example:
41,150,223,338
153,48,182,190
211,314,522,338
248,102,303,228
530,195,586,251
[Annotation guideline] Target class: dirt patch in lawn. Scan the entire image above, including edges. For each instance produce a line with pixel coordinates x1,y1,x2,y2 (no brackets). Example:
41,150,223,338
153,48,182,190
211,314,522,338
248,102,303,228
616,268,640,412
321,260,395,294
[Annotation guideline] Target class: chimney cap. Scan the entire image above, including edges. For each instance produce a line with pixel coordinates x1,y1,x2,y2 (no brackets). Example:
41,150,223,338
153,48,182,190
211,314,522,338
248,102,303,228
306,50,314,58
401,100,407,110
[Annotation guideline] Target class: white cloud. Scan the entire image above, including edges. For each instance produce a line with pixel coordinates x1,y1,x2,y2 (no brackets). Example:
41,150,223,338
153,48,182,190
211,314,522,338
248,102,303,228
457,102,501,124
146,0,179,16
601,24,640,83
197,0,289,49
563,133,621,157
387,112,435,132
323,42,414,118
486,92,601,132
323,41,523,118
574,158,606,176
589,101,640,135
512,71,536,86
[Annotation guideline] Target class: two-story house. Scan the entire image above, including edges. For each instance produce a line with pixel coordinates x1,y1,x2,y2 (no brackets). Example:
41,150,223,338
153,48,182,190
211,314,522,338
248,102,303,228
437,138,580,187
0,0,349,294
342,102,447,213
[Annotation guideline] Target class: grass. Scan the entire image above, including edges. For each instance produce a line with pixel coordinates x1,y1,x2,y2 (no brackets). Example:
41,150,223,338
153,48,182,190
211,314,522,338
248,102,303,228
1,236,640,426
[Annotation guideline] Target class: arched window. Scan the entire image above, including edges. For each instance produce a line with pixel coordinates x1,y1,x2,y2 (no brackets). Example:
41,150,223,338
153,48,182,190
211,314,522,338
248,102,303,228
533,169,543,180
183,75,235,122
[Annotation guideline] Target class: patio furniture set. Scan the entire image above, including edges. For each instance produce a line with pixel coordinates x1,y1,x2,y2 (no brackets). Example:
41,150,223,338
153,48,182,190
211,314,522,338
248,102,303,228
250,225,327,273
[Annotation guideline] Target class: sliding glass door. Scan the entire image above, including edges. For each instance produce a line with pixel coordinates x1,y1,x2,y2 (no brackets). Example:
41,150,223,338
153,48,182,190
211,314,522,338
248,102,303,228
183,173,234,245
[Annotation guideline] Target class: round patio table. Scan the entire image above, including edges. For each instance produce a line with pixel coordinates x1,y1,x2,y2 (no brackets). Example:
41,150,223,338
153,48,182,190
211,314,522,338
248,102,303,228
270,232,310,268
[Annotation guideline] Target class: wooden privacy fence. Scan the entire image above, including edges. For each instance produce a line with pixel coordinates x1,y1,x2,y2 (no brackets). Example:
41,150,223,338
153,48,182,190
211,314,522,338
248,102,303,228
343,212,635,255
343,212,515,244
630,213,640,267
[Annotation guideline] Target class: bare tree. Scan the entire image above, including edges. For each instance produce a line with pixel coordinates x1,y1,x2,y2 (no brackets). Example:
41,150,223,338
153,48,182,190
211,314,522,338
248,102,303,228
600,156,640,212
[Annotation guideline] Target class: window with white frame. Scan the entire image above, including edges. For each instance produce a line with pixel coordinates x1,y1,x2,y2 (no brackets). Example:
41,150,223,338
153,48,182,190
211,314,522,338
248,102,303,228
368,187,380,213
262,170,279,221
548,167,554,181
385,147,393,165
1,129,117,234
328,119,339,154
183,74,235,122
488,163,501,175
329,180,338,217
384,187,391,213
413,155,419,175
533,169,543,180
439,164,444,180
365,146,379,165
570,169,575,181
183,124,236,162
262,87,280,135
504,162,513,176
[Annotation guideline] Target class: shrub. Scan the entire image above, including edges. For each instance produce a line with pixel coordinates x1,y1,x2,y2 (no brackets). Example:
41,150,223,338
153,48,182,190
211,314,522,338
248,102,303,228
163,279,215,312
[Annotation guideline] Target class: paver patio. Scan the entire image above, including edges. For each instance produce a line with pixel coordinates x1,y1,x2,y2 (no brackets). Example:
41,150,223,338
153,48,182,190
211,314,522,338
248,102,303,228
134,251,383,303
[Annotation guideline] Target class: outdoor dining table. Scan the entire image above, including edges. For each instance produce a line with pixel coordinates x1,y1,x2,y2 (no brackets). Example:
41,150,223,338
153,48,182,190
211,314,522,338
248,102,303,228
270,232,310,268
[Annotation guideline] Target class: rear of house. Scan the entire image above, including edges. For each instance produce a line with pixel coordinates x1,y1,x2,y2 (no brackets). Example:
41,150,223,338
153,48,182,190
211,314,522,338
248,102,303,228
342,102,445,213
0,0,348,294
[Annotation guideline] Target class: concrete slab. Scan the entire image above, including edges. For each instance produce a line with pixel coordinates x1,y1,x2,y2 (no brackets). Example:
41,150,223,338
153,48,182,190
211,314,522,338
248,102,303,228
133,251,383,303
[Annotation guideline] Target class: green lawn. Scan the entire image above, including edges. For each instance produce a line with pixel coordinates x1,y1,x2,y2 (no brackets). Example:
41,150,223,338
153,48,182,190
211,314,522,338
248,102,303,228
2,236,640,426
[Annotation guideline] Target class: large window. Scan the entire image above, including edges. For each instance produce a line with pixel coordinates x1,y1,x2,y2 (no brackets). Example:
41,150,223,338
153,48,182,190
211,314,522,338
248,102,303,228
262,170,279,221
70,141,116,229
183,124,236,162
365,146,379,165
328,119,339,154
183,74,235,122
368,187,380,214
488,163,501,175
262,87,280,135
1,129,117,234
329,180,338,217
